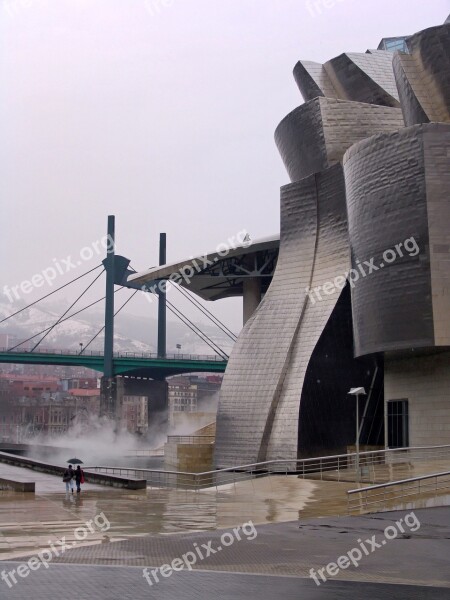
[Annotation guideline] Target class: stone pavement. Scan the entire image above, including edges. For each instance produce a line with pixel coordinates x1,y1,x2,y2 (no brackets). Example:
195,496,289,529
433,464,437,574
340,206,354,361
0,507,448,599
0,563,448,600
48,506,450,588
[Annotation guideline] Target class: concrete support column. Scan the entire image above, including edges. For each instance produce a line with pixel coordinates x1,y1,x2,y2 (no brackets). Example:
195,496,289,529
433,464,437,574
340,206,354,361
147,380,169,433
100,376,124,426
243,277,262,324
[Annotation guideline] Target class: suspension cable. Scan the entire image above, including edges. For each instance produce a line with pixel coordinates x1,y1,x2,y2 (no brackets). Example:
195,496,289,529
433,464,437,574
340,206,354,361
155,291,228,360
30,269,105,352
9,269,105,352
80,290,139,354
165,300,228,360
6,288,126,351
0,265,103,324
171,283,237,342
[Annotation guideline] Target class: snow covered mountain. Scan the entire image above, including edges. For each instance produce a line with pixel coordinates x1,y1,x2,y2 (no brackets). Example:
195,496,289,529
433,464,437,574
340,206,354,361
0,301,235,356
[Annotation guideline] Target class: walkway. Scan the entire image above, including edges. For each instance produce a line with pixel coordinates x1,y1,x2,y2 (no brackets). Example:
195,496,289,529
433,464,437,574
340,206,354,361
1,507,449,599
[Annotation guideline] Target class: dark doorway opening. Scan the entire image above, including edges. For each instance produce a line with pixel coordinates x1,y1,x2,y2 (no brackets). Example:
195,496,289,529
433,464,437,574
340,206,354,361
387,399,409,448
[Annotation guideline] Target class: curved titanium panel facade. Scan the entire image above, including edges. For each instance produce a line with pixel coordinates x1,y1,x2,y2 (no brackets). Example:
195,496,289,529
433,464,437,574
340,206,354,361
392,54,430,127
344,123,450,357
326,52,400,107
214,164,350,466
293,52,400,107
274,98,403,183
293,60,337,102
393,24,450,126
215,21,450,464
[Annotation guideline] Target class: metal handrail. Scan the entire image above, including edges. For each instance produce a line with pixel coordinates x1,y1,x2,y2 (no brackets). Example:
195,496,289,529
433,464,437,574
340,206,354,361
87,444,450,491
167,435,215,444
348,470,450,494
347,471,450,514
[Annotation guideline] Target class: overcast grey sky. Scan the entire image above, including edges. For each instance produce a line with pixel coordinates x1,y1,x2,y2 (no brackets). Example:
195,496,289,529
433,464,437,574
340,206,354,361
1,0,448,335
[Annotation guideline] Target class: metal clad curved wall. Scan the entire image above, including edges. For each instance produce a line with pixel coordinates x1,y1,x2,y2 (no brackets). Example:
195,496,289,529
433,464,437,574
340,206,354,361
274,100,326,182
214,174,319,466
264,164,350,460
344,124,442,356
293,61,337,102
325,53,399,107
393,24,450,126
275,98,403,183
392,54,430,127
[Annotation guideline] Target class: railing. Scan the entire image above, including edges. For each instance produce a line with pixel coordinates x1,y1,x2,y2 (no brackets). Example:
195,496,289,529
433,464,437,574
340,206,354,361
86,444,450,491
0,347,226,362
166,435,215,444
124,448,165,457
347,471,450,514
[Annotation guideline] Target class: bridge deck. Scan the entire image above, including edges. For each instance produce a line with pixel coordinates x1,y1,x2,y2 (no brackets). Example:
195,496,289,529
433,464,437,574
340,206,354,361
0,350,227,378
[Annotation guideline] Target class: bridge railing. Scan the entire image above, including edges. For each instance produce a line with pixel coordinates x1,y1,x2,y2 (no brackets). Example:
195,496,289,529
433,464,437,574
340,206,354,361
86,444,450,491
0,347,226,362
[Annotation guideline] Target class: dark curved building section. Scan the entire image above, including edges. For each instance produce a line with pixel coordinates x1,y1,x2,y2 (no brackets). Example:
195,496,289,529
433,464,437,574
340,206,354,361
344,123,450,357
393,24,450,126
298,285,384,458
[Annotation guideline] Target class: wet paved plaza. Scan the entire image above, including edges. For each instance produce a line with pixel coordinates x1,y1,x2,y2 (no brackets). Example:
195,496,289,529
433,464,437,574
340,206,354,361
0,464,449,598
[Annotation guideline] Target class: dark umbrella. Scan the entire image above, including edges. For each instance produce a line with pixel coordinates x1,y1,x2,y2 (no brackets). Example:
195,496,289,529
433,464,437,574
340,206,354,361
67,458,83,464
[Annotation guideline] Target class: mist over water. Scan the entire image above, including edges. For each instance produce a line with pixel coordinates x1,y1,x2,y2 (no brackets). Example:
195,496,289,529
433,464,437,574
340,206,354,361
27,415,145,466
24,392,219,469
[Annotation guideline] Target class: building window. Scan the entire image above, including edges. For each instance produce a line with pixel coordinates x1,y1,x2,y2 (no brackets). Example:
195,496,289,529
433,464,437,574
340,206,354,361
387,399,409,448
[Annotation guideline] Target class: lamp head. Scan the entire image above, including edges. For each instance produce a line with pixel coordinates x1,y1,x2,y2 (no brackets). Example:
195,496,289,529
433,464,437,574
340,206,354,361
348,387,366,396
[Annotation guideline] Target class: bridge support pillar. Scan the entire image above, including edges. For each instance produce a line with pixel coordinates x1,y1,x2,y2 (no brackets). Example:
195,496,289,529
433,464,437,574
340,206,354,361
100,376,124,425
157,233,167,358
117,378,168,436
147,380,168,432
243,277,262,324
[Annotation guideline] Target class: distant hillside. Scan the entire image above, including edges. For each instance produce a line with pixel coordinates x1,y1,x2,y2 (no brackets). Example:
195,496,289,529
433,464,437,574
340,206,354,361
0,301,235,356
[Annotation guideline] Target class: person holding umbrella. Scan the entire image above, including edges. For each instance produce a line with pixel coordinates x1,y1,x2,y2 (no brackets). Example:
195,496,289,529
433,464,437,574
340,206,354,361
66,458,84,494
75,464,84,494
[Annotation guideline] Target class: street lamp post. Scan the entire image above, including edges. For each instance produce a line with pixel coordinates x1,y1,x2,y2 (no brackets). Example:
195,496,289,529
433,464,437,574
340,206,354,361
348,387,366,483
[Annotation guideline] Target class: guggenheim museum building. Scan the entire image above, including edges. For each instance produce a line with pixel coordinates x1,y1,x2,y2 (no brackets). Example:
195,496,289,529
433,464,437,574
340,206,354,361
213,19,450,466
132,18,449,467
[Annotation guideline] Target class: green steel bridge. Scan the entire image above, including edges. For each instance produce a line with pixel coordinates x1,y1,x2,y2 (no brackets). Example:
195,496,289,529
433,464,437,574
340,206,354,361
0,348,227,380
1,218,234,390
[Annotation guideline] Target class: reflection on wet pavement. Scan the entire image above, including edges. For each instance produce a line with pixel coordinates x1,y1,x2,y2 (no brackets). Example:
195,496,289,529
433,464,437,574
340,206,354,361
1,459,449,562
0,469,349,560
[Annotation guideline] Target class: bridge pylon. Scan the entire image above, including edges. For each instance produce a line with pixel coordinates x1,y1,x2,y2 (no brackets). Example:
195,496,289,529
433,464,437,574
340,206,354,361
100,215,123,422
